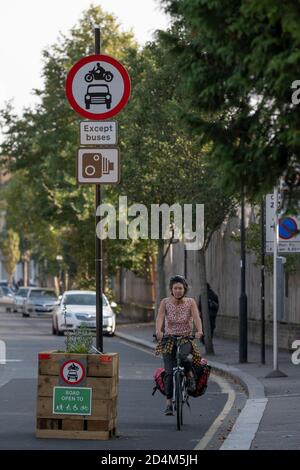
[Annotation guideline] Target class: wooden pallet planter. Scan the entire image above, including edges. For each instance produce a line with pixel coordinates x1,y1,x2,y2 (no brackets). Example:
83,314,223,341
36,352,119,440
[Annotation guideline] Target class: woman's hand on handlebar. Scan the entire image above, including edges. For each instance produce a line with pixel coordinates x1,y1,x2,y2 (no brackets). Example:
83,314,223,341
195,331,204,340
156,330,163,341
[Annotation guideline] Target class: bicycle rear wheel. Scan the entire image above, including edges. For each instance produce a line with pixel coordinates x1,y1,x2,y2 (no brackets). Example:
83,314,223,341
175,372,182,430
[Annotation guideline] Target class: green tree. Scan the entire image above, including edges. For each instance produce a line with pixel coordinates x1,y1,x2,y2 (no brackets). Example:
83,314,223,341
0,228,20,282
0,5,138,288
116,39,236,353
160,0,300,200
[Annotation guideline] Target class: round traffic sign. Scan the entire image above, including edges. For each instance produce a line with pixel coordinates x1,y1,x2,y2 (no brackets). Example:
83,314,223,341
60,360,86,385
279,217,298,240
66,54,131,119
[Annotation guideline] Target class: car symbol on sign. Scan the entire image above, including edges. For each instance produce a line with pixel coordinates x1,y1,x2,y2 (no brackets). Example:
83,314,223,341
85,84,112,110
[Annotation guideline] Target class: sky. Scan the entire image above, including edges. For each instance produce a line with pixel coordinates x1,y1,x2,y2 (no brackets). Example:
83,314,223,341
0,0,170,116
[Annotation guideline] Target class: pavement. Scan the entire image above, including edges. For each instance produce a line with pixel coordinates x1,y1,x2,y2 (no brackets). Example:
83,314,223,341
115,321,300,450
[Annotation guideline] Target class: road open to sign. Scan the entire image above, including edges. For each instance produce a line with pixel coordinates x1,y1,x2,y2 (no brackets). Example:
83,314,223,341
66,54,131,119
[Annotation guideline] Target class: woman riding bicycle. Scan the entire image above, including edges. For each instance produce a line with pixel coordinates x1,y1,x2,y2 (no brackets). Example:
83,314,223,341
155,275,203,416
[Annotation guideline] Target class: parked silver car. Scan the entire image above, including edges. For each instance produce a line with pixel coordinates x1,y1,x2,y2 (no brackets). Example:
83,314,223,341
13,287,30,313
0,286,15,313
22,287,59,317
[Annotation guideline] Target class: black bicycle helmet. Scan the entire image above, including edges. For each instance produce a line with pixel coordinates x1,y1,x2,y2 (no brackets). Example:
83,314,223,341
169,275,189,294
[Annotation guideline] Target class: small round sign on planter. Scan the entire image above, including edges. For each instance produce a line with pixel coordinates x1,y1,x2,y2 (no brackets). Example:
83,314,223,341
66,54,131,119
60,360,86,385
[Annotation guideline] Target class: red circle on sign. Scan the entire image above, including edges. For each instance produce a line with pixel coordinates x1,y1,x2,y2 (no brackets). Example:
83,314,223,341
66,54,131,119
60,360,86,385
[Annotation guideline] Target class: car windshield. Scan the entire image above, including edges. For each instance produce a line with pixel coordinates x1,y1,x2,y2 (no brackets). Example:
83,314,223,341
88,85,109,93
63,293,108,306
18,289,29,297
30,290,57,299
2,287,12,295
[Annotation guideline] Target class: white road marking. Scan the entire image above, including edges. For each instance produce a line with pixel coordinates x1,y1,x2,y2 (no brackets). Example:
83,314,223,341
194,374,236,450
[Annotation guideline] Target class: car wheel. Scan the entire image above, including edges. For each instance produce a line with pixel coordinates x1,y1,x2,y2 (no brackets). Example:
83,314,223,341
52,322,56,335
22,312,30,317
106,103,111,109
86,103,90,110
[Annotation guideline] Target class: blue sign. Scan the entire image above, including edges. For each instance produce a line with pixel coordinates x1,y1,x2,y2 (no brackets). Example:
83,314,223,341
279,217,298,240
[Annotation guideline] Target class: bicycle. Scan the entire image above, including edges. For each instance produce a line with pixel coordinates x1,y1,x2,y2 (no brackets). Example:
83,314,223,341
161,334,195,431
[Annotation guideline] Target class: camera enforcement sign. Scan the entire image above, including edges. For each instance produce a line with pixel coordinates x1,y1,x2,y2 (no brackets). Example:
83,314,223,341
66,54,131,119
77,148,120,184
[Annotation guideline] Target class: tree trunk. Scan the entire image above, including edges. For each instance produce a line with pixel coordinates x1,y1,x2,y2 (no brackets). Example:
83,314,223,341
157,239,167,310
198,248,214,354
23,260,29,287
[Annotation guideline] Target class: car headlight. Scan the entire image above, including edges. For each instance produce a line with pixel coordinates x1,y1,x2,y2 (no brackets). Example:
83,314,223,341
86,95,90,99
106,94,111,99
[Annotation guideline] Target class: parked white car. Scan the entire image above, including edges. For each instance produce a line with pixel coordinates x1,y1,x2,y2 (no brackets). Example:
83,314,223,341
22,287,59,317
52,290,116,336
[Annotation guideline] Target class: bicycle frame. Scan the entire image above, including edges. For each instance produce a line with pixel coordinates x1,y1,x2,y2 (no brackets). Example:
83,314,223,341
166,335,193,430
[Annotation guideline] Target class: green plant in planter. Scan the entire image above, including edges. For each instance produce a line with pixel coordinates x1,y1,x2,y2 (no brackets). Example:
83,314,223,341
65,325,94,354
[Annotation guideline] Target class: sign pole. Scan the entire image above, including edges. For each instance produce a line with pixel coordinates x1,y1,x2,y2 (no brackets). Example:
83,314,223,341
266,186,287,378
239,192,248,363
261,196,265,364
273,186,278,371
95,25,103,352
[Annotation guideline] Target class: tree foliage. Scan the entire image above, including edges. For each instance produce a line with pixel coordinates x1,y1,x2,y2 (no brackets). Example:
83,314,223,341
0,228,20,282
160,0,300,200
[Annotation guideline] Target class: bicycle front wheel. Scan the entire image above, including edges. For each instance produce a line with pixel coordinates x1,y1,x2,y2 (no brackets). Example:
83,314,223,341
175,372,183,431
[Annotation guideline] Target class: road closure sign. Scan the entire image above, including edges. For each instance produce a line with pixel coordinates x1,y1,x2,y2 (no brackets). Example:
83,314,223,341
66,54,131,119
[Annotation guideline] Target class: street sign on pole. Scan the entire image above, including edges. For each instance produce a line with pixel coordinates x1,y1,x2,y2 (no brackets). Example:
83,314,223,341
265,193,300,253
77,148,120,184
66,54,131,120
80,120,117,145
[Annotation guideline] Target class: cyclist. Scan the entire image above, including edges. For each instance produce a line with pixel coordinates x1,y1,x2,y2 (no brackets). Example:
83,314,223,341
155,275,203,416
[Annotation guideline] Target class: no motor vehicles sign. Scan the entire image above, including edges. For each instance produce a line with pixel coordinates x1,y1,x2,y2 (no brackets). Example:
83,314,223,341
66,54,131,119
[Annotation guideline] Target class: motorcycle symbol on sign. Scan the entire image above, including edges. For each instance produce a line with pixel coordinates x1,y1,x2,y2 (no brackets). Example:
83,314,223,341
84,63,114,82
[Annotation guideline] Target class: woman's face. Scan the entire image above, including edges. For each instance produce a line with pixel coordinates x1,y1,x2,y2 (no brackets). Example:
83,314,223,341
171,282,185,299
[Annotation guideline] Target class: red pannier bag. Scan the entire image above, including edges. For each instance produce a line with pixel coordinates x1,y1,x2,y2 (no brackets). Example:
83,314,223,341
188,361,211,397
152,367,166,396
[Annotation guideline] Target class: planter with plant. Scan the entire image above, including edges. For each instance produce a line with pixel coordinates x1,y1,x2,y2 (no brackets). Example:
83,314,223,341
36,326,119,440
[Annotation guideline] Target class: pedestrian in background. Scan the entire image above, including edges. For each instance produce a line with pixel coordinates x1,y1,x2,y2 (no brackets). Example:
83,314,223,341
198,283,219,340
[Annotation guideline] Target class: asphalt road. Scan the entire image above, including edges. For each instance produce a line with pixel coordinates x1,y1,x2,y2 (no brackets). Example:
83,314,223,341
0,312,246,450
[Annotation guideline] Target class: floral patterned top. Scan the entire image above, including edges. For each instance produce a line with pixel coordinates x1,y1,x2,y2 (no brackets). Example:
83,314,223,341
164,297,193,337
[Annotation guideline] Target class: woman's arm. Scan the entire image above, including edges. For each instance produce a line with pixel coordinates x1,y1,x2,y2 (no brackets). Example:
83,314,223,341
191,299,203,339
156,299,166,341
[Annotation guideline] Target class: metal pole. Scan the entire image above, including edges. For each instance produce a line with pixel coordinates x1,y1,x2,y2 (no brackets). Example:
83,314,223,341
265,187,287,378
184,246,187,279
95,25,103,352
239,193,248,363
273,186,278,371
261,197,266,364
